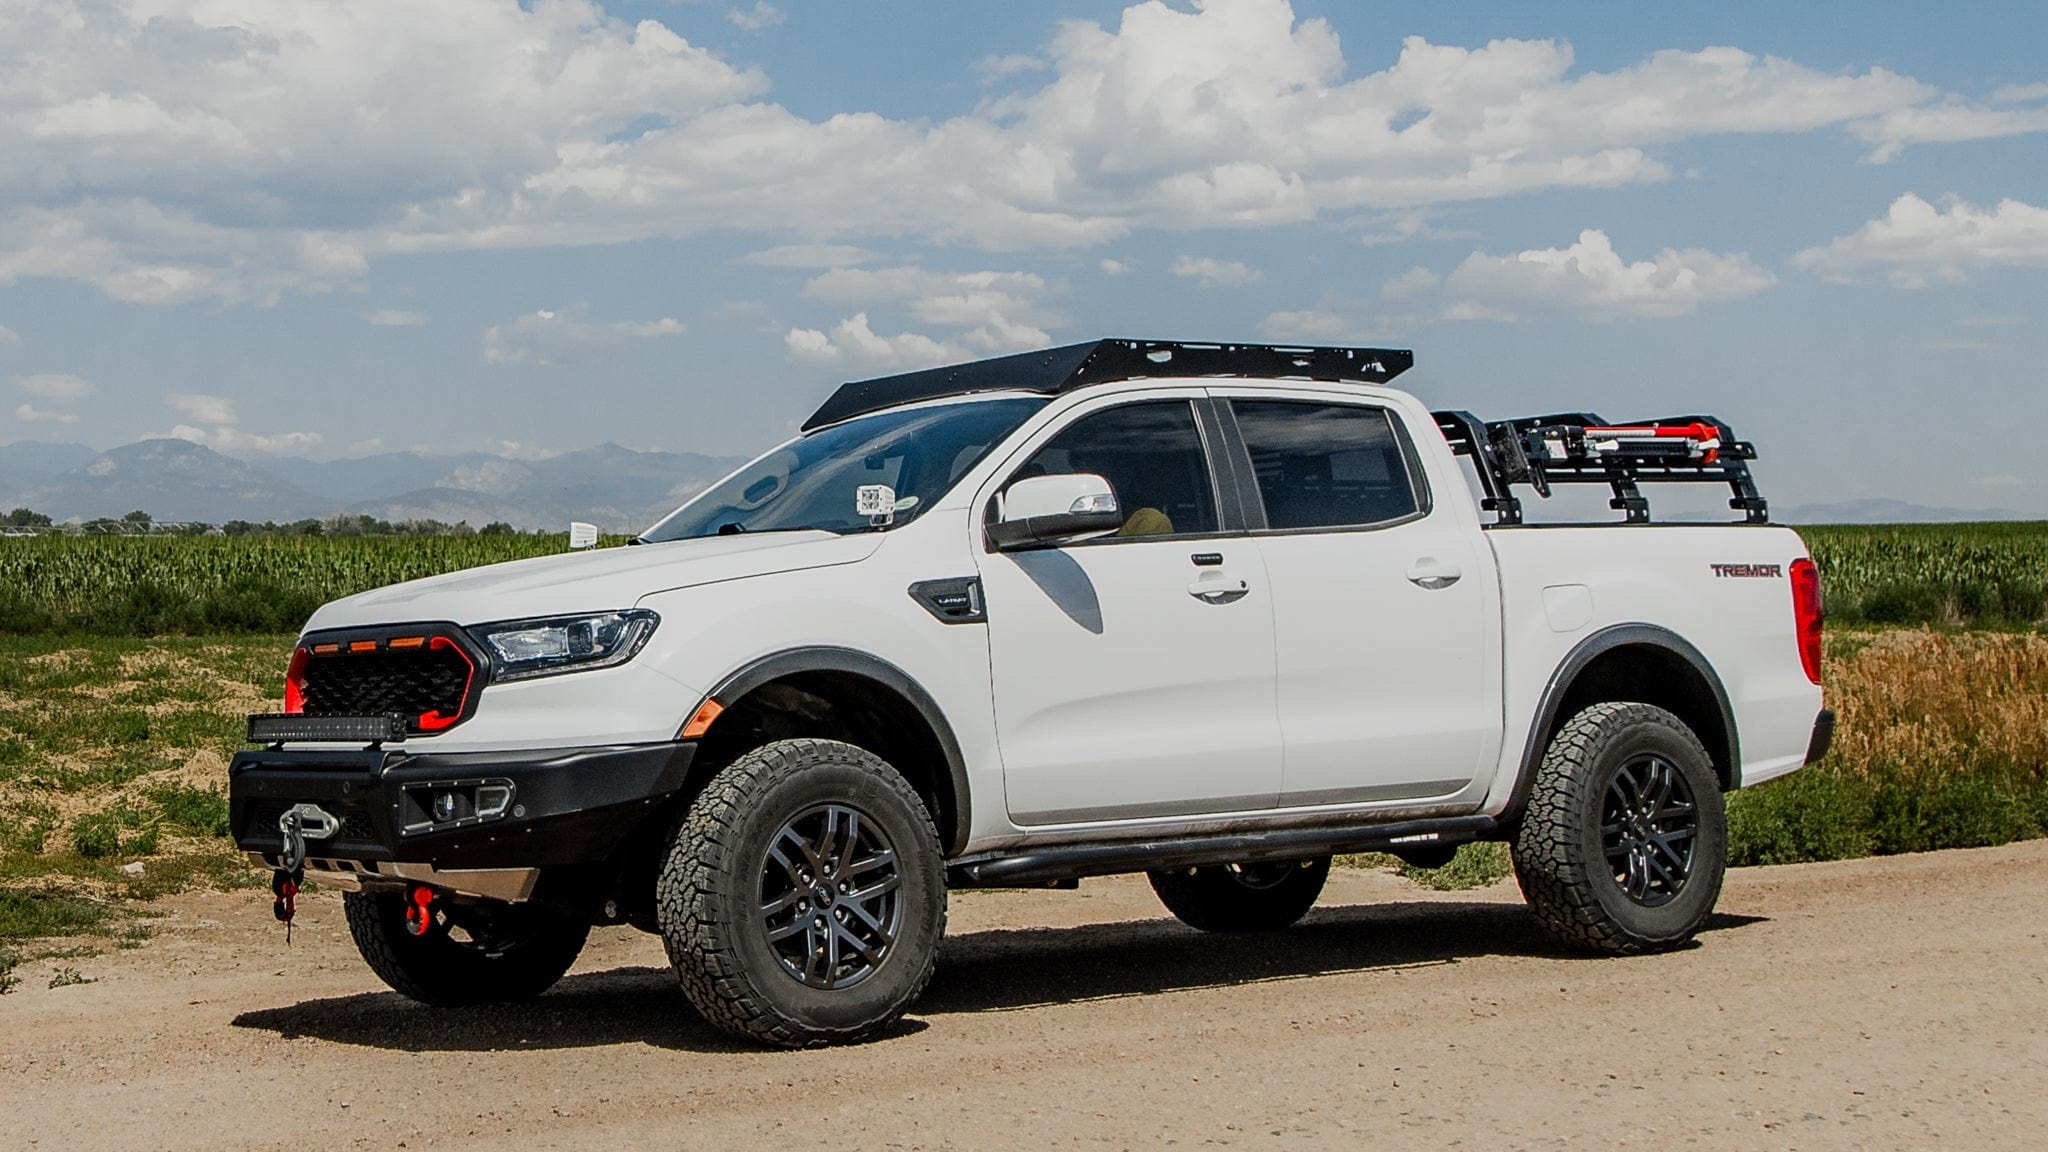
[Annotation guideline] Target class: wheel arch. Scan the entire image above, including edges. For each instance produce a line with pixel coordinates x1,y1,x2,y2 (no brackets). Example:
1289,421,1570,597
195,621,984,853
1501,625,1739,826
690,647,973,857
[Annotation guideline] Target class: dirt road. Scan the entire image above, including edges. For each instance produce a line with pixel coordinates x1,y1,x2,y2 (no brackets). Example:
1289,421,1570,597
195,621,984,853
5,842,2045,1151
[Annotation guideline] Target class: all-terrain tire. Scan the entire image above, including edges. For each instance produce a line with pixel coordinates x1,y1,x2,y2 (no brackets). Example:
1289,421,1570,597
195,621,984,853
343,889,590,1006
1147,857,1331,933
1511,702,1727,955
656,739,947,1048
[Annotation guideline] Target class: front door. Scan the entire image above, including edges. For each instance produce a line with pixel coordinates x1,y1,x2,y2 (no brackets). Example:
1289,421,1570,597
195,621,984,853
976,397,1283,826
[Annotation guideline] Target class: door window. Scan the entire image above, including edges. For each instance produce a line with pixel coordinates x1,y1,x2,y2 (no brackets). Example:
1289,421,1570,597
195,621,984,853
1008,401,1219,538
1231,401,1421,530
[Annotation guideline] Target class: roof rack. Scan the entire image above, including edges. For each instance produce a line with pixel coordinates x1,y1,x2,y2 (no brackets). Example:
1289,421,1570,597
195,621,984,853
1432,410,1768,526
803,339,1414,431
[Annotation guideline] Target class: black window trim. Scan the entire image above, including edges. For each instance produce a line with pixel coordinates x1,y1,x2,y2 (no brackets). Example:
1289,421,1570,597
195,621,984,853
1212,396,1436,538
980,395,1249,552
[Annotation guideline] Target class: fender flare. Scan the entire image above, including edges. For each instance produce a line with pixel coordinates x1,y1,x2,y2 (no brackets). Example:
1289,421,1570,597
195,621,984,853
1500,624,1741,823
706,646,973,856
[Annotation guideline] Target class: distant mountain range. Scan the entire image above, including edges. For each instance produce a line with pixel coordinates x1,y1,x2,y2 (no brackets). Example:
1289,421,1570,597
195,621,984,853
0,439,746,532
1772,498,2034,524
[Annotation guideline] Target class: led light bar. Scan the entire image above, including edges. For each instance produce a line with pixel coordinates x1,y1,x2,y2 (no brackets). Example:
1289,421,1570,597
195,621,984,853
247,713,408,745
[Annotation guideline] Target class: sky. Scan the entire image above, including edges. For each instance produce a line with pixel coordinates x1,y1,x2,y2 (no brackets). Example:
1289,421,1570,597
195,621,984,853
1,0,2044,514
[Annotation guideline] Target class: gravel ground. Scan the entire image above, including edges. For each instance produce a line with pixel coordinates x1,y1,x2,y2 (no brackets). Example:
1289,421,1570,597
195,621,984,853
4,841,2045,1151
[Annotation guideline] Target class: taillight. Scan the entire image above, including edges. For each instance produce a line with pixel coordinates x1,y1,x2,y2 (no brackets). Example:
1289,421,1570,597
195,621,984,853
1789,558,1823,686
283,646,309,713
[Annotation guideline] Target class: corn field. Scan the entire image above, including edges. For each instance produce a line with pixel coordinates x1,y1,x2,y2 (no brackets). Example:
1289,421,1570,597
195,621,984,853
1799,522,2048,627
0,521,2040,636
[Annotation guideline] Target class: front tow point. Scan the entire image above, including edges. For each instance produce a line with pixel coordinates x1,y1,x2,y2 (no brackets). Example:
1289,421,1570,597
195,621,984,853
404,884,436,937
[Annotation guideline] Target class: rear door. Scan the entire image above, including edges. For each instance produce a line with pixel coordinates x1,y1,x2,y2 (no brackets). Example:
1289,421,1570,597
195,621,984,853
974,394,1283,826
1217,393,1500,807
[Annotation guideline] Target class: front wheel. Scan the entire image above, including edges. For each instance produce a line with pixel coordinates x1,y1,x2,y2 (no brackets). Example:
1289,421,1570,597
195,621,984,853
1148,857,1331,933
656,739,947,1048
342,889,589,1006
1512,701,1727,955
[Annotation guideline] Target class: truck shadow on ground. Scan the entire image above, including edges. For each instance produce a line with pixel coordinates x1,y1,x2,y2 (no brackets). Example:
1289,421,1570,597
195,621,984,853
230,900,1763,1053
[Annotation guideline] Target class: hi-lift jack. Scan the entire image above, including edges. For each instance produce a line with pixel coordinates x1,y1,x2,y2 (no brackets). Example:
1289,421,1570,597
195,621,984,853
1432,410,1768,526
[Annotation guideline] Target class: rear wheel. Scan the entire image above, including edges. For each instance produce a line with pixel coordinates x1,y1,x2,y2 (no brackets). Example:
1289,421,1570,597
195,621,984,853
657,739,947,1048
343,889,589,1006
1511,702,1727,954
1148,857,1331,933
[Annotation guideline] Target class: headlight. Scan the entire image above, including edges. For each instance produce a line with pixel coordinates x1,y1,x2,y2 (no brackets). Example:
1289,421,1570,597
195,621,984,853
468,610,659,683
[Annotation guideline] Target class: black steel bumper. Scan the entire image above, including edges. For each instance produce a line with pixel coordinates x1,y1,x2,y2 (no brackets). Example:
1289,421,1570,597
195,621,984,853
1805,709,1836,765
229,741,697,872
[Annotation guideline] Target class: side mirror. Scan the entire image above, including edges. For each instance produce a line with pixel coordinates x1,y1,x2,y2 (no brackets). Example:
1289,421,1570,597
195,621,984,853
987,473,1123,551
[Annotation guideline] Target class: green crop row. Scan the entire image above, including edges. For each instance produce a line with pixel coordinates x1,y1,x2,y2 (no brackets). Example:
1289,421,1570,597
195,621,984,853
0,534,581,635
1800,521,2048,628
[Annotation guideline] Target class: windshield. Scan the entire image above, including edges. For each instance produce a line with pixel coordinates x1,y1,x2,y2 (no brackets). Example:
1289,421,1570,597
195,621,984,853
641,397,1047,542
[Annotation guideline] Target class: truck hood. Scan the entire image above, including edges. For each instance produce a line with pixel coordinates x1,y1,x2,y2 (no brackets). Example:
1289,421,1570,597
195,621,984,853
304,531,878,632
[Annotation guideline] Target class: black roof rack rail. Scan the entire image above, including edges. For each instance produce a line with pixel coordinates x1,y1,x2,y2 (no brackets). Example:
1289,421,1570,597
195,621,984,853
803,339,1414,431
1432,410,1768,527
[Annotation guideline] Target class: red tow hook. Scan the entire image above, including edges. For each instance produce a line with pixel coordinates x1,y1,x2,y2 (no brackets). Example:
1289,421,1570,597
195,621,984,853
404,884,436,937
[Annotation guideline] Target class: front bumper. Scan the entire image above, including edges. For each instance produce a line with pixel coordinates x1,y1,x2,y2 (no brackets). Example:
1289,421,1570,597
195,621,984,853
229,741,698,884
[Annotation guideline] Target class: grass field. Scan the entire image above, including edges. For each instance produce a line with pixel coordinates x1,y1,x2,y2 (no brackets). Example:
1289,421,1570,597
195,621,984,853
0,522,2042,636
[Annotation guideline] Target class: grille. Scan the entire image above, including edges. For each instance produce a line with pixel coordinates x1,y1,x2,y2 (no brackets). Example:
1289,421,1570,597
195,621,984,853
300,642,473,732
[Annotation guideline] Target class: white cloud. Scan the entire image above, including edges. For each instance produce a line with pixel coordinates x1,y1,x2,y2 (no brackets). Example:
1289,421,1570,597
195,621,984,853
349,437,384,456
15,372,94,401
1992,82,2048,104
1792,195,2048,287
1380,266,1440,300
168,393,236,424
797,265,1058,350
727,3,784,32
482,307,687,366
167,423,323,454
784,314,959,371
0,0,2014,303
974,53,1047,84
0,324,18,345
1444,229,1776,319
1855,88,2048,162
155,392,321,454
364,309,426,327
740,244,877,269
1172,256,1263,288
15,402,77,424
1098,258,1133,275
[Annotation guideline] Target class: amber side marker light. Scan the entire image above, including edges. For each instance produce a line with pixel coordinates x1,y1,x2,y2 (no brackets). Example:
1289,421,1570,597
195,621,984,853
389,636,426,650
349,640,379,653
681,699,724,740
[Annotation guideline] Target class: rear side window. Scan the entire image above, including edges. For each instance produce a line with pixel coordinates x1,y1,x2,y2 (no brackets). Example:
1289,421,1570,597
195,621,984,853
1231,401,1421,530
1011,401,1219,537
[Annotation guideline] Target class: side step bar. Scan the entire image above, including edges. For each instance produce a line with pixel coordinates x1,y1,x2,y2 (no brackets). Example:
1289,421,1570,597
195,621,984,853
947,814,1497,888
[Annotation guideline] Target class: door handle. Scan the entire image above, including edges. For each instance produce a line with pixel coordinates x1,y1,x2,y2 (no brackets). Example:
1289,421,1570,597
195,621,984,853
1188,577,1250,604
1406,559,1462,590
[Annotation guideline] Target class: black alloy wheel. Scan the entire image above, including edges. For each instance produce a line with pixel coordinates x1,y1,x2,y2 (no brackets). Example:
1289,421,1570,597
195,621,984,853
1601,753,1699,907
657,738,946,1047
1512,701,1727,955
760,803,905,990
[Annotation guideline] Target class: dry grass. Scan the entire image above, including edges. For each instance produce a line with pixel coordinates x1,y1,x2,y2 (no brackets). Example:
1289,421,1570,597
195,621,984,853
1822,629,2048,781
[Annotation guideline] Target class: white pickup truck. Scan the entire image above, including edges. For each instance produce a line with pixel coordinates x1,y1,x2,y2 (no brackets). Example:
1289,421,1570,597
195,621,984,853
231,339,1832,1047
